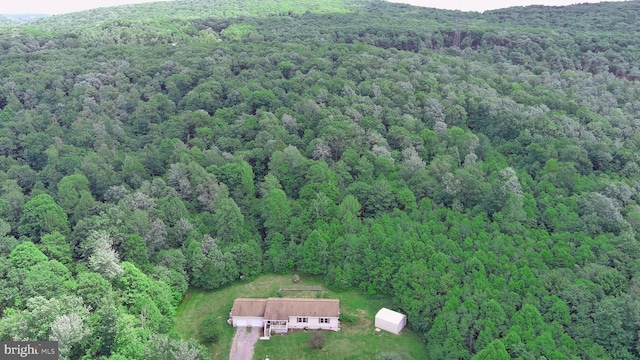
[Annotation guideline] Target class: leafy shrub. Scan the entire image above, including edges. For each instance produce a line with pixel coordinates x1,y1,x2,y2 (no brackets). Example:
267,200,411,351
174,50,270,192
199,316,220,343
307,332,325,350
339,313,358,324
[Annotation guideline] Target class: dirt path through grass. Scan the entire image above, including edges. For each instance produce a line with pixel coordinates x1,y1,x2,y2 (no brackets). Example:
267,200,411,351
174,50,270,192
229,327,260,360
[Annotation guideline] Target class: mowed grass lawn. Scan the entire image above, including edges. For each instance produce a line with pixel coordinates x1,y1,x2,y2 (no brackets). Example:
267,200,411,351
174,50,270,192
174,274,428,360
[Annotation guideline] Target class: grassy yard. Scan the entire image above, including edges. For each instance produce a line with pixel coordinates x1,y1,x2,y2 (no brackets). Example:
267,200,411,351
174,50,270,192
174,274,428,360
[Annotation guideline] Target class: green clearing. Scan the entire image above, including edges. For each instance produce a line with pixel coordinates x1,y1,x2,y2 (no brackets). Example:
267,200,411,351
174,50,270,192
174,274,427,360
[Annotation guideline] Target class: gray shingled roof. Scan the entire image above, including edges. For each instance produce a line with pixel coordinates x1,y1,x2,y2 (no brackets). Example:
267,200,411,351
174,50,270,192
230,298,267,317
231,298,339,320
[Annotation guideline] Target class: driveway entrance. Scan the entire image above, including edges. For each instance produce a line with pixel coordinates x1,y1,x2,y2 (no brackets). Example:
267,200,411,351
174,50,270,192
229,326,260,360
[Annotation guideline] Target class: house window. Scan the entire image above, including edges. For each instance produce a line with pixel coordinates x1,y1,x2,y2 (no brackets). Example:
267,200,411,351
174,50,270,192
319,318,330,324
297,317,308,323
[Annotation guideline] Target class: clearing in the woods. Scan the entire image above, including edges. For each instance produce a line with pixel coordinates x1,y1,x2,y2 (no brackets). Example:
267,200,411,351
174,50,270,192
174,274,428,359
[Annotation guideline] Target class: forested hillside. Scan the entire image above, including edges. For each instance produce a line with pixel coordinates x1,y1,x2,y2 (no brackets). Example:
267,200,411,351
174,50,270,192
1,0,640,358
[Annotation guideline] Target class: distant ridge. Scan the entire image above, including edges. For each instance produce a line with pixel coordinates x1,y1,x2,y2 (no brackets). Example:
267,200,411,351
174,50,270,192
0,15,19,26
0,14,50,24
27,0,355,32
17,0,640,36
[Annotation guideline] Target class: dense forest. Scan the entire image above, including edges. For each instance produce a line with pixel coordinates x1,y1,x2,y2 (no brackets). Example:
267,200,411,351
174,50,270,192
1,0,640,358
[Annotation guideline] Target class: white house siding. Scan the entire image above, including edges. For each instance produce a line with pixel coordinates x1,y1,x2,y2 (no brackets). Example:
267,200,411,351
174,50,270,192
288,316,340,331
232,316,264,327
270,326,288,334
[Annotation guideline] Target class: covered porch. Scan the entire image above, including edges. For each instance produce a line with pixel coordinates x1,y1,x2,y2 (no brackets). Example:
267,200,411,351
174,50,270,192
262,320,288,339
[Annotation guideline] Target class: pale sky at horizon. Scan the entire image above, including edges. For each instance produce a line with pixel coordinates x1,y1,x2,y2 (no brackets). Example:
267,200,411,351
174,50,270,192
0,0,629,15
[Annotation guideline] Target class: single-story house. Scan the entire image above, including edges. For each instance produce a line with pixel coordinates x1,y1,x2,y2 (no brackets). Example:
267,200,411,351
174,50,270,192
375,308,406,334
230,297,340,337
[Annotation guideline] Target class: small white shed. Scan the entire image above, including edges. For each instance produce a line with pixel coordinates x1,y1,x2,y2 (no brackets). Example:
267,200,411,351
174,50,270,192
375,308,406,335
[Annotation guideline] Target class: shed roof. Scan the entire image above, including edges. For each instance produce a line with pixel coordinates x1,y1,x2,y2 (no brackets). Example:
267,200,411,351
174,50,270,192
375,308,406,324
231,298,339,320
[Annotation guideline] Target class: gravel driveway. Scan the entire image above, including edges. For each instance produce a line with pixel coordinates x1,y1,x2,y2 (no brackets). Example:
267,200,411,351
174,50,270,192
229,327,260,360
